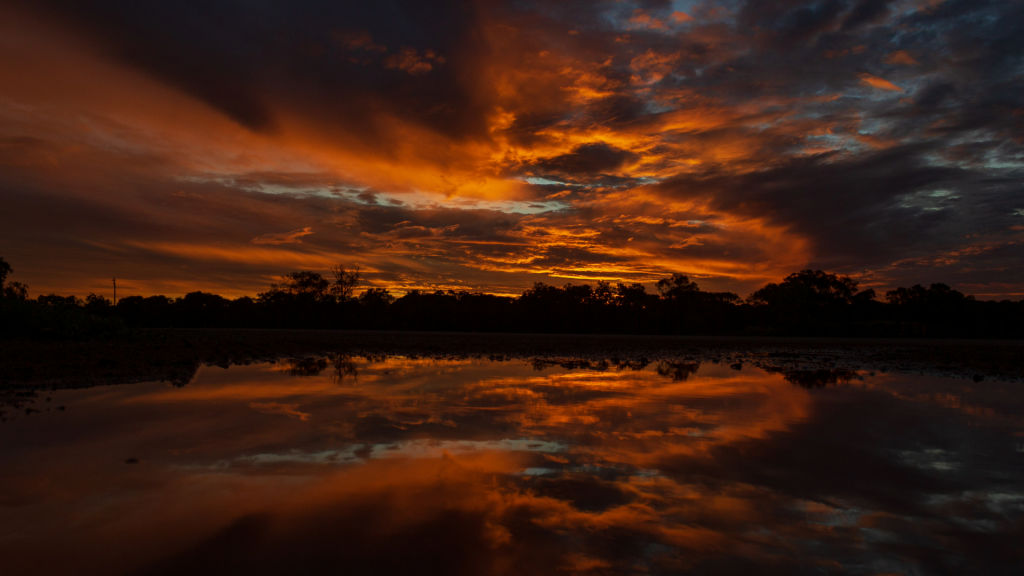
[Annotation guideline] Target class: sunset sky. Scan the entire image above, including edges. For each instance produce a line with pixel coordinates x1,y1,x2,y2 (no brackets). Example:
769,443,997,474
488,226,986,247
1,0,1022,299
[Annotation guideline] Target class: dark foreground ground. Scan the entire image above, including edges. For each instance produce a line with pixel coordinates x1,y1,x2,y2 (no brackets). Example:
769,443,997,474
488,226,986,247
2,329,1022,390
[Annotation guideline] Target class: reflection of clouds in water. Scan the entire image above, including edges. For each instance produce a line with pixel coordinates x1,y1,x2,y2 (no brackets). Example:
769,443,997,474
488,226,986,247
231,438,568,467
1,359,1022,575
247,402,310,421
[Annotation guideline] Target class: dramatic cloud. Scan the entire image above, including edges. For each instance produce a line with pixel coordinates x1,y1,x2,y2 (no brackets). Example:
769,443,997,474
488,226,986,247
0,0,1022,298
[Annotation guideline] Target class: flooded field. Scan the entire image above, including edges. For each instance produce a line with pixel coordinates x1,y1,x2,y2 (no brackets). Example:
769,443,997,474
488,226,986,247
2,356,1022,575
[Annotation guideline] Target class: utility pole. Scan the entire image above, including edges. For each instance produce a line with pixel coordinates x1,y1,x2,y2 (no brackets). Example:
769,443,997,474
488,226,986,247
113,277,117,305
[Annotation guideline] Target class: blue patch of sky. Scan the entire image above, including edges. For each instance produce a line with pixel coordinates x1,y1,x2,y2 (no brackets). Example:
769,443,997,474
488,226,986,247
524,176,568,186
799,131,865,155
670,0,700,13
896,188,963,211
600,0,717,31
390,191,569,215
673,0,741,23
497,200,567,214
642,96,678,115
522,467,558,476
981,148,1024,171
190,175,349,199
195,174,570,215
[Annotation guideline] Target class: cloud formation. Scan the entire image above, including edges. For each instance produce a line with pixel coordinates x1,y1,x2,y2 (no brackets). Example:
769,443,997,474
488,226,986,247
0,0,1022,298
251,227,315,245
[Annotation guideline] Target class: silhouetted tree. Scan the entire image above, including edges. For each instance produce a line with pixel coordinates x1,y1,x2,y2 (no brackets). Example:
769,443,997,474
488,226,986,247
748,270,860,307
0,257,10,287
885,283,972,310
2,281,28,301
330,265,361,300
656,274,699,299
592,281,616,306
261,271,332,302
359,287,395,306
652,274,741,334
884,282,978,336
175,292,229,327
38,294,81,307
2,250,1019,338
115,295,174,327
357,287,394,329
0,257,28,301
745,269,868,333
84,293,112,313
616,283,655,309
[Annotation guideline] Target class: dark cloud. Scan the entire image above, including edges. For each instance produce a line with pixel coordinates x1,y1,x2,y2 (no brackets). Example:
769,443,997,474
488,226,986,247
914,82,958,110
655,144,1024,272
779,0,849,44
840,0,893,31
356,192,380,205
532,142,637,176
9,0,490,143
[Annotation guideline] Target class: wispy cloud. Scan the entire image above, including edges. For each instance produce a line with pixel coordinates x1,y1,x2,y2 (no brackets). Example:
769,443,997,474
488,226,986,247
251,227,315,245
859,73,903,92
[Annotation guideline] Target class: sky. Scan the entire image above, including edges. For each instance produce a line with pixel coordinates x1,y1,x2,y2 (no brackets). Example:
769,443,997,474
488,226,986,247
0,0,1022,300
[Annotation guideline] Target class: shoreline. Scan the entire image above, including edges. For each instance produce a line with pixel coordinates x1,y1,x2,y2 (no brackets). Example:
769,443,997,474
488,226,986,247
2,329,1022,390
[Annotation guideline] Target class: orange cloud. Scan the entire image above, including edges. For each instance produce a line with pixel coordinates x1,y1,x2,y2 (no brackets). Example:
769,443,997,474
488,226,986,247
884,50,919,65
859,73,903,91
251,227,315,245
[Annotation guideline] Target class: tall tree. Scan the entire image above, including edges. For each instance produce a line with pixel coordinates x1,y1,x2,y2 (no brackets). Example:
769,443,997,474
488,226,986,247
0,256,10,287
330,265,361,300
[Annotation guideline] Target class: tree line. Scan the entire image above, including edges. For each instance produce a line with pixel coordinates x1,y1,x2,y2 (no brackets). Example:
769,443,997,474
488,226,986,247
1,256,1022,339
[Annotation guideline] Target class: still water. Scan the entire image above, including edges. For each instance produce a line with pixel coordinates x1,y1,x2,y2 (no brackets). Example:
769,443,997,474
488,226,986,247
1,357,1022,575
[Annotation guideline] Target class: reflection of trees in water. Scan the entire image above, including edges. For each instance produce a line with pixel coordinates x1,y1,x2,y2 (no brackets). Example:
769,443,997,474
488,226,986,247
530,357,653,372
283,354,387,383
284,355,858,390
531,359,599,371
331,354,358,384
611,357,651,371
772,368,861,389
656,362,700,381
285,357,329,376
0,389,42,422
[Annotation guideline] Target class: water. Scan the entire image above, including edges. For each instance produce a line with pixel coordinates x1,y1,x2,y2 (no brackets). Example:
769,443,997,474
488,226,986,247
1,357,1022,575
